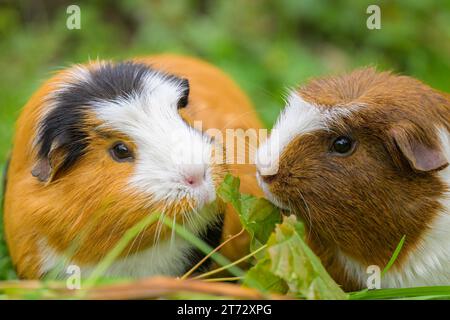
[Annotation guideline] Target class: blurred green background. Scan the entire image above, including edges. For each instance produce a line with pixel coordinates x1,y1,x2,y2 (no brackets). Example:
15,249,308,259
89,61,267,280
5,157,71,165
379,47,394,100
0,0,449,279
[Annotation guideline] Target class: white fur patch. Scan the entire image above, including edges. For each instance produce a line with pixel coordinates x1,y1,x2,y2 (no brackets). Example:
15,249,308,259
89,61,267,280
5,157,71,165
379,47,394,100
339,127,450,288
94,72,216,210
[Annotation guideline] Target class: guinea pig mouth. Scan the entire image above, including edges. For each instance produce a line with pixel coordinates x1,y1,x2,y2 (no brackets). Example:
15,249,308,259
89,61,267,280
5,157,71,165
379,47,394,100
152,191,223,226
169,177,222,220
189,188,216,211
256,173,290,211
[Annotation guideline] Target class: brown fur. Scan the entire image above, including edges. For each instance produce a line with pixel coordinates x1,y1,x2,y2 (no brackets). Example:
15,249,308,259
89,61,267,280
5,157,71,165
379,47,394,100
267,68,450,290
4,55,263,278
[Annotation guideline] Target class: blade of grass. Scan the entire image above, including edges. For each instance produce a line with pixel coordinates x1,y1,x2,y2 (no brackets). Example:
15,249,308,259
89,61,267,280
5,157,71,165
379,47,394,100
350,235,407,299
44,198,134,281
350,286,450,300
160,216,244,278
84,213,161,288
398,295,450,300
382,235,406,277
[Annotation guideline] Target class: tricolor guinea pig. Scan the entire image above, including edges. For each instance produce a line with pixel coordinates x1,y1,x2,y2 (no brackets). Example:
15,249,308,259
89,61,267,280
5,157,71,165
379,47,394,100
3,54,263,279
256,68,449,290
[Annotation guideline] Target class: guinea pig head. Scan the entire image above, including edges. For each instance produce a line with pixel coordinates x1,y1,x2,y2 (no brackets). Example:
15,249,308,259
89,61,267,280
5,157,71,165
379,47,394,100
256,68,450,271
28,61,226,268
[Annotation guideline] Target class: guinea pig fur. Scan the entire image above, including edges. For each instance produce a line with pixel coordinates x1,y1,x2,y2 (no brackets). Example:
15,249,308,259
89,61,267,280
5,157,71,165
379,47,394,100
4,55,263,279
256,68,450,290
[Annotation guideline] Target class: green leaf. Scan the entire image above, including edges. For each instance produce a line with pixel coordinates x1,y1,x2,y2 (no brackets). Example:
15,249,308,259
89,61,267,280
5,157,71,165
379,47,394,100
241,196,282,251
217,174,242,213
243,259,288,294
266,215,347,300
218,174,281,252
219,175,345,299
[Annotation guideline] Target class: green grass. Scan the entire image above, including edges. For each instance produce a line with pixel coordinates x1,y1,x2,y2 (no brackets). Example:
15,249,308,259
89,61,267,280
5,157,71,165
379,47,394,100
350,287,450,300
0,162,15,280
382,235,406,277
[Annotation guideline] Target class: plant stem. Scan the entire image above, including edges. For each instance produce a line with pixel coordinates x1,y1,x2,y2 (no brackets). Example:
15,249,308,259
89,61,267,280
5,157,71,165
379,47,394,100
160,216,244,278
203,277,243,282
181,228,245,280
193,244,267,280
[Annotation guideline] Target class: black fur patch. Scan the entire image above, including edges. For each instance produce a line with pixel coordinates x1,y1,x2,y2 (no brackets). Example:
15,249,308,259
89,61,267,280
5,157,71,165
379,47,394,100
36,61,190,178
177,78,190,109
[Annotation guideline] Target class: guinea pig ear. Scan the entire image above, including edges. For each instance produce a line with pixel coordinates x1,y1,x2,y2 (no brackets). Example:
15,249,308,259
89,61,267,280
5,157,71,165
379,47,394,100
177,78,190,109
388,122,448,173
31,141,66,184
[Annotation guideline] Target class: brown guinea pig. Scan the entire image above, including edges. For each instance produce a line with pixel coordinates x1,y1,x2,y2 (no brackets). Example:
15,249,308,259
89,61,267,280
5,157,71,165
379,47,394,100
256,68,449,290
4,54,263,279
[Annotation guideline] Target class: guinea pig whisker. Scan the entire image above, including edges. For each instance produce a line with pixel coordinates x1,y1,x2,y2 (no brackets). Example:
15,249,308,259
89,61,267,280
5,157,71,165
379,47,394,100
126,207,159,260
154,211,167,247
183,104,211,119
186,200,210,232
170,213,177,249
296,190,314,242
125,224,144,261
178,208,186,232
184,203,198,230
218,110,257,131
135,222,149,253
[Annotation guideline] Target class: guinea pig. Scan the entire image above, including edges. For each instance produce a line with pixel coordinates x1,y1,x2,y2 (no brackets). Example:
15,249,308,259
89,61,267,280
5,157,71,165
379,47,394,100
3,54,263,279
256,68,449,290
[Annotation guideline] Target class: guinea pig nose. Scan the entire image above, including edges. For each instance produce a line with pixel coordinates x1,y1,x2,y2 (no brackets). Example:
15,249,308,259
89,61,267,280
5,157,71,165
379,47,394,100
184,175,200,187
181,165,206,187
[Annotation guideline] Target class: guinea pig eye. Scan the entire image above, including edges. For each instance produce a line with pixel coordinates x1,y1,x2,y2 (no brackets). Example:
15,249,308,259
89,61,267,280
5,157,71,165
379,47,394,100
110,142,134,162
331,136,355,155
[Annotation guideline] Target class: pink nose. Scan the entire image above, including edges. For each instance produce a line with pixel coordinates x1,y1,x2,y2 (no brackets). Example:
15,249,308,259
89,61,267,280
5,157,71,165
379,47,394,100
184,176,200,186
182,165,206,187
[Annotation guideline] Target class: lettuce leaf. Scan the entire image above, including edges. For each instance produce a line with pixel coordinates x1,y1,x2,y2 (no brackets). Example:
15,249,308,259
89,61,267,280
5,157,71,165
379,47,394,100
218,174,347,300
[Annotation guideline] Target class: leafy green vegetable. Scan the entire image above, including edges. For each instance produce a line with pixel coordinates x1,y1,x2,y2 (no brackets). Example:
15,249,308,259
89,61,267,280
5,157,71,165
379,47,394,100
243,259,288,294
264,215,347,300
240,195,282,252
218,174,281,253
218,174,347,300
